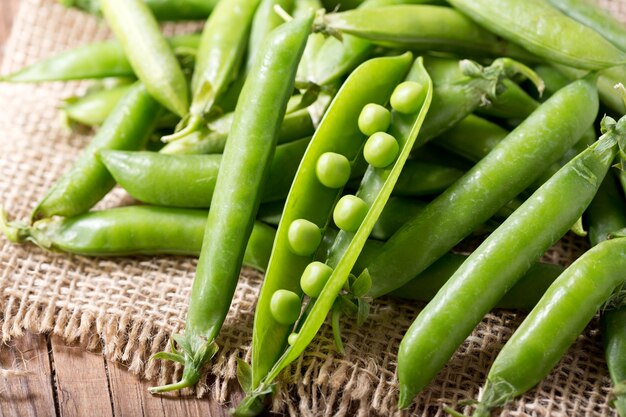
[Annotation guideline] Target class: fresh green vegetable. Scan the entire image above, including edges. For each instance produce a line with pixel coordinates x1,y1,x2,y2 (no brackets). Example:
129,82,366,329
149,14,313,393
447,0,626,70
59,0,218,21
100,0,190,116
398,114,620,408
31,83,160,220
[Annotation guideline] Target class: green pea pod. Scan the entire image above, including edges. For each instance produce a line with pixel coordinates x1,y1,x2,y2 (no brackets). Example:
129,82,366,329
166,0,260,141
59,0,218,21
100,137,310,207
241,53,415,409
247,0,295,71
586,171,626,417
62,83,134,127
365,77,598,299
159,94,315,154
370,197,426,241
390,253,564,312
546,0,626,53
399,115,624,409
556,64,626,115
467,231,626,416
237,55,433,416
100,0,190,116
603,307,626,417
294,0,326,85
389,161,465,197
433,114,509,162
148,14,313,394
0,34,200,83
320,6,538,62
423,56,540,120
31,83,160,221
1,206,275,271
447,0,626,70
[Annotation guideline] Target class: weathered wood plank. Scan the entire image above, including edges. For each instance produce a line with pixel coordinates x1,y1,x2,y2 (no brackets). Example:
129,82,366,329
0,333,57,417
50,336,114,417
105,359,234,417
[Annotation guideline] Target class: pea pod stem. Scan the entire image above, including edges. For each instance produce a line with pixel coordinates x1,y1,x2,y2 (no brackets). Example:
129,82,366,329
149,14,313,394
100,0,190,117
165,0,261,142
159,94,315,154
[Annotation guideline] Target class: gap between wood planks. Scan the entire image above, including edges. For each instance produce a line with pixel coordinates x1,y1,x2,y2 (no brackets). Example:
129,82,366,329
0,332,240,417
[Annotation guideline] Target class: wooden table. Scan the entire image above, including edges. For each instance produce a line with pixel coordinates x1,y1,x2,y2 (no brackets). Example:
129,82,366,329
0,3,242,416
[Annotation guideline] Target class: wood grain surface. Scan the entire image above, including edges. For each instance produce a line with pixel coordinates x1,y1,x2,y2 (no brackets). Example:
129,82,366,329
0,2,242,416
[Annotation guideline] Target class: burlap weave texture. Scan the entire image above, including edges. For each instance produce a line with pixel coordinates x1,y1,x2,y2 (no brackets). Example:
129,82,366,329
0,0,624,415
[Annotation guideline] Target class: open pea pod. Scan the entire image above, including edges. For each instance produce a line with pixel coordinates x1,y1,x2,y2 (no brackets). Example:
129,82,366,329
236,54,432,416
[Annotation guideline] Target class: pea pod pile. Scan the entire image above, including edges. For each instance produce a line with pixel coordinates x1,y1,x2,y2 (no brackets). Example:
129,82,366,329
4,0,626,415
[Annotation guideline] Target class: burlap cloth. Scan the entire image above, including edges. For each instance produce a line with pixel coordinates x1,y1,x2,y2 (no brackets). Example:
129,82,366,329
1,0,625,415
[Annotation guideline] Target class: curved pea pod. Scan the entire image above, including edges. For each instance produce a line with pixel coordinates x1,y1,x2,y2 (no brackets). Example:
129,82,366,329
31,83,160,221
62,83,134,127
100,137,310,207
447,0,626,71
100,0,189,116
59,0,218,21
467,237,626,416
237,53,415,412
398,115,624,408
159,94,316,155
1,206,275,271
320,6,537,62
148,14,313,394
546,0,626,53
365,76,598,299
166,0,261,141
236,55,433,416
0,34,200,83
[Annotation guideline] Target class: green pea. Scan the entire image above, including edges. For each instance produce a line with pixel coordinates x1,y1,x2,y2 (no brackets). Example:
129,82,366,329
333,195,369,232
363,132,399,168
300,261,333,298
390,81,426,114
270,289,301,325
287,219,322,256
358,103,391,136
316,152,351,189
287,333,298,346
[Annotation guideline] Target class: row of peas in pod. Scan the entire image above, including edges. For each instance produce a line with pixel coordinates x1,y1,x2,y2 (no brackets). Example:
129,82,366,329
2,0,626,415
